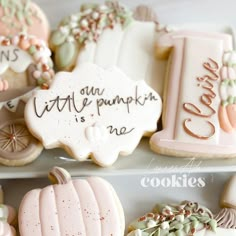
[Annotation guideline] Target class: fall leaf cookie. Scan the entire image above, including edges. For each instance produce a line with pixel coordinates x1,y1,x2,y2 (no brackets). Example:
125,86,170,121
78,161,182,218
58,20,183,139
18,166,125,236
0,33,54,166
0,0,50,42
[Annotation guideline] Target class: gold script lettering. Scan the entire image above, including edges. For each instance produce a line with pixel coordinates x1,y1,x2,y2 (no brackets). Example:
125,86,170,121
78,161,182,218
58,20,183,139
183,58,219,140
183,118,215,140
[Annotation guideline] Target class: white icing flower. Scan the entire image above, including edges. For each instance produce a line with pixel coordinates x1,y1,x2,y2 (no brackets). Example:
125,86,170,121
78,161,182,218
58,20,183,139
66,36,75,43
70,14,79,22
176,214,185,222
223,51,236,66
80,19,89,28
99,5,108,11
161,221,170,230
72,28,81,35
82,8,93,16
147,219,156,228
92,11,100,20
69,22,78,29
60,26,70,35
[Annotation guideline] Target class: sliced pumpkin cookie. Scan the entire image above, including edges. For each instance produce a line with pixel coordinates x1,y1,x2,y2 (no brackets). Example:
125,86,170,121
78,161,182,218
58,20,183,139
18,166,125,236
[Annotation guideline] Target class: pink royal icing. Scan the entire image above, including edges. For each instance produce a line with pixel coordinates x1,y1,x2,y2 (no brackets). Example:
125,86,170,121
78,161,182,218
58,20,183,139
19,176,124,236
150,30,236,157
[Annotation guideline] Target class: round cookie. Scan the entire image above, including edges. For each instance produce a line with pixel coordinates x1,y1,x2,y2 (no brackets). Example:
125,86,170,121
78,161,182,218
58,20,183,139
0,33,54,166
18,167,125,236
0,0,50,42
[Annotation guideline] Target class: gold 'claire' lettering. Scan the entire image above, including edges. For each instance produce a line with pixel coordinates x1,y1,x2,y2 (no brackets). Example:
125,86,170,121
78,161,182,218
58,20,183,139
183,58,219,139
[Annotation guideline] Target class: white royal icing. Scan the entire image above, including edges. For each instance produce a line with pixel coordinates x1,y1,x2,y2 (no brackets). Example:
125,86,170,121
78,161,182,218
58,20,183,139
77,21,166,96
25,63,162,166
0,45,33,74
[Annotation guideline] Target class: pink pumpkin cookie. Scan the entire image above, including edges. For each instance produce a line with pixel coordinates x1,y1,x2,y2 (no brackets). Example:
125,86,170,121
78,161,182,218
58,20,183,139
0,186,17,236
150,30,236,158
0,0,50,42
19,166,125,236
0,33,54,166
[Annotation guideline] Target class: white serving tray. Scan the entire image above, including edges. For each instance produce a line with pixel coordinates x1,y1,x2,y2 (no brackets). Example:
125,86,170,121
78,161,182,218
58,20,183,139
2,0,236,179
2,139,236,179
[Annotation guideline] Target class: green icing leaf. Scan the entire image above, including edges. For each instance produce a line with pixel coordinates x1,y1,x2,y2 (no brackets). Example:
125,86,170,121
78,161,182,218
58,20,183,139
228,96,234,105
208,219,217,232
174,230,185,236
28,45,37,54
50,30,67,46
183,223,190,234
16,10,23,21
129,201,216,236
55,42,78,70
173,223,184,230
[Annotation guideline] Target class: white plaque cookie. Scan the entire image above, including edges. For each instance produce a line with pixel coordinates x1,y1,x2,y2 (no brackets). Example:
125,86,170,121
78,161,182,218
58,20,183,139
25,63,162,166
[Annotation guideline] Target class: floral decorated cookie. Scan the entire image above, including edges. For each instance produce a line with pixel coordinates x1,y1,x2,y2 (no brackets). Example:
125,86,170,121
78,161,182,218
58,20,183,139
128,201,218,236
128,175,236,236
50,1,133,71
0,33,54,92
50,2,166,95
0,0,50,42
19,167,125,236
0,33,54,166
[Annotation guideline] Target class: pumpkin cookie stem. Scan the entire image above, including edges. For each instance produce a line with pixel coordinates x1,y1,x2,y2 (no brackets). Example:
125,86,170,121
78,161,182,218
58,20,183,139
133,5,158,22
48,166,72,185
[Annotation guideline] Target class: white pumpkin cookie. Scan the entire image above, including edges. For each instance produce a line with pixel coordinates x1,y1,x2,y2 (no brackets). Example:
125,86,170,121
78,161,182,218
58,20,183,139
18,166,125,236
50,2,166,95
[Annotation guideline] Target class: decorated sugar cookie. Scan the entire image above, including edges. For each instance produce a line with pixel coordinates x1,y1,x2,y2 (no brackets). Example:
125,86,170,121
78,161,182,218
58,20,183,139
127,174,236,235
25,63,162,167
0,0,50,42
0,186,17,236
0,33,54,166
150,30,236,158
50,2,166,95
0,34,54,92
19,167,125,236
